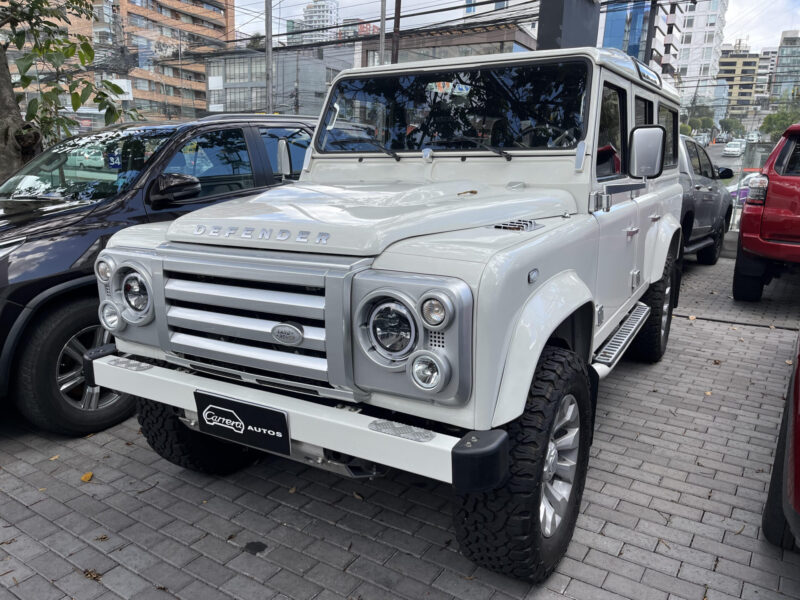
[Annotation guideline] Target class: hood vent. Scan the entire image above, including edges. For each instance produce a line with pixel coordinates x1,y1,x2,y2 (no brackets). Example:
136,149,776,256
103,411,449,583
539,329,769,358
492,219,544,232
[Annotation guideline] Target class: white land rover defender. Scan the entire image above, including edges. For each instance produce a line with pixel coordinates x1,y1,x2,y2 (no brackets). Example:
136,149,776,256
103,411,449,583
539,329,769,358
85,48,683,580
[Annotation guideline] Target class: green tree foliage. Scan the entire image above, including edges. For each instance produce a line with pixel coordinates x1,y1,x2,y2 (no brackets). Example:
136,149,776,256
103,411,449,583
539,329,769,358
688,117,702,131
700,117,715,131
679,123,692,136
0,0,138,177
760,109,800,142
719,118,745,137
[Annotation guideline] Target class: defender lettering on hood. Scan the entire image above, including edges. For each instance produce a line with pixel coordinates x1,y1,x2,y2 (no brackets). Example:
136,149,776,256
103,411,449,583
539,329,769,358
192,224,330,245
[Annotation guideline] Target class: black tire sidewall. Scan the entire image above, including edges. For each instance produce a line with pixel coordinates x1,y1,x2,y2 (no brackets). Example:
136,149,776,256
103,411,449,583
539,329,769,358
15,297,135,435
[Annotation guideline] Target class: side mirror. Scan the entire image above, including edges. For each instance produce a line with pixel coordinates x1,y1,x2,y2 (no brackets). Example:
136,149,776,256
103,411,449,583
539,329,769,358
717,167,734,180
276,138,292,178
150,172,201,208
628,125,665,179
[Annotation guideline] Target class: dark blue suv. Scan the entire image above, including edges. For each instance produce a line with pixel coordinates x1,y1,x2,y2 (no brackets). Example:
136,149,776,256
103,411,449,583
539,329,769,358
0,114,316,434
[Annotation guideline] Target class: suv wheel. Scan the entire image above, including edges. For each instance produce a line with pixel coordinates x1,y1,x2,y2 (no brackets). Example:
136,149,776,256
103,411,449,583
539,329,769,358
630,252,675,363
453,346,591,581
732,269,764,301
137,398,255,474
697,223,723,265
14,297,135,435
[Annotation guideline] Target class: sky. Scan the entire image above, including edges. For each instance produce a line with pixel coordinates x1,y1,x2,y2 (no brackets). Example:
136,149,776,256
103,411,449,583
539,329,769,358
235,0,796,50
723,0,800,52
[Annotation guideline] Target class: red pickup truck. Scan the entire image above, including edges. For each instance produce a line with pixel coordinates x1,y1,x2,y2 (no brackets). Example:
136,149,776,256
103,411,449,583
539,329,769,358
733,123,800,301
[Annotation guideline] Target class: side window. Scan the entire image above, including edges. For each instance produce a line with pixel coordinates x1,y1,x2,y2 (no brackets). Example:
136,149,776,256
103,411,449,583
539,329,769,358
685,141,702,176
596,84,626,179
658,105,678,168
164,129,254,199
782,139,800,175
635,97,653,126
260,127,311,177
697,146,714,179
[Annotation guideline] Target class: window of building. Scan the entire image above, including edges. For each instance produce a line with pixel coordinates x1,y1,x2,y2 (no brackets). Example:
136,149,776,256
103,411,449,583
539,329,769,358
251,87,266,110
679,66,688,76
209,90,223,104
658,105,678,168
163,129,254,199
701,65,709,76
682,33,692,45
710,0,719,10
707,14,716,26
133,78,150,91
685,16,694,28
596,84,626,180
326,67,340,83
679,48,690,61
162,66,175,78
687,2,695,10
635,97,654,127
225,58,249,83
208,61,223,78
705,32,715,44
703,47,712,60
260,127,310,176
465,0,476,13
251,57,266,81
226,87,249,111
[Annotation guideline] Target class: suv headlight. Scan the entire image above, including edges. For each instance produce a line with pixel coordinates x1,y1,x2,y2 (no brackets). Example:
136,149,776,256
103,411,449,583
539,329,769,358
122,271,151,313
368,300,416,359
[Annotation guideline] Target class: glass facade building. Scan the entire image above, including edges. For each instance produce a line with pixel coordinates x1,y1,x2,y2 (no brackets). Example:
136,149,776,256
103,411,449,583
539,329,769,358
602,1,649,63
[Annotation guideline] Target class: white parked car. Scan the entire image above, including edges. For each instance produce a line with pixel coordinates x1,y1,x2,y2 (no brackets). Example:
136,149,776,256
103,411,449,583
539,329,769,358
85,48,683,581
723,140,745,157
746,132,761,143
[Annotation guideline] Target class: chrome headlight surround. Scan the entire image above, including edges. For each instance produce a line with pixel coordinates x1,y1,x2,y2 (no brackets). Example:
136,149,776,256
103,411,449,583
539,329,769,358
112,265,155,326
98,300,125,332
367,299,417,360
356,289,421,371
95,256,115,283
417,290,454,331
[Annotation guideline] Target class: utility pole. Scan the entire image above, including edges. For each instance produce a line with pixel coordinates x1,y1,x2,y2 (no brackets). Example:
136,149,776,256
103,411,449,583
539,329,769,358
390,0,401,64
379,0,386,65
265,0,273,113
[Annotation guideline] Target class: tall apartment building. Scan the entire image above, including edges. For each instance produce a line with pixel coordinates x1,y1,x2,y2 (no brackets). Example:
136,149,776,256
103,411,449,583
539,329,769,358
596,0,685,86
717,41,759,120
774,30,800,101
675,0,729,109
287,0,340,45
463,0,538,39
757,48,778,106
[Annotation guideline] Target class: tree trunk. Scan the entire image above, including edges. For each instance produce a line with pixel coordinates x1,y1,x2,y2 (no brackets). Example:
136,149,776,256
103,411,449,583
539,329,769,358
0,44,28,184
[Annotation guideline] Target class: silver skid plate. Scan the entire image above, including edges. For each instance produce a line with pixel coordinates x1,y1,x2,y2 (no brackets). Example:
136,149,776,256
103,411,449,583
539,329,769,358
593,303,651,367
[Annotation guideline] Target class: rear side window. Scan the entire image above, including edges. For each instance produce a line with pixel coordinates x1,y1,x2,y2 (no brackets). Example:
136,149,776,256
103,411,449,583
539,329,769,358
596,84,626,179
685,140,702,175
696,146,714,179
658,106,678,168
782,138,800,176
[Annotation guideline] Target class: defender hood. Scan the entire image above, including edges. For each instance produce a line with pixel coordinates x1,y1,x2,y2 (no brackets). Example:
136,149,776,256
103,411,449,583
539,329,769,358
166,181,577,256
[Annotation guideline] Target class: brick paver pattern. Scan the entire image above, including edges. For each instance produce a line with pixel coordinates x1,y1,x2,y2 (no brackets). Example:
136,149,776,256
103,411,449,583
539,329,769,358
0,256,798,600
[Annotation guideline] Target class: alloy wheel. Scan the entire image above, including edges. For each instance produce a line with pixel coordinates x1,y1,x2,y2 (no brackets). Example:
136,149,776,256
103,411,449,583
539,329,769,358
540,393,580,538
56,325,122,411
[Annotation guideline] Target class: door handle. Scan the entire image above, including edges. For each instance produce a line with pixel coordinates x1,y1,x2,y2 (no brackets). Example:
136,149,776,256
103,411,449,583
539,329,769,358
650,213,661,222
625,226,640,237
694,185,711,192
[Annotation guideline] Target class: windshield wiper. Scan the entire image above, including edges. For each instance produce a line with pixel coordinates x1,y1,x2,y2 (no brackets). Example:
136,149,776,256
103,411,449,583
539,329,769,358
329,138,401,161
429,137,512,161
5,194,66,201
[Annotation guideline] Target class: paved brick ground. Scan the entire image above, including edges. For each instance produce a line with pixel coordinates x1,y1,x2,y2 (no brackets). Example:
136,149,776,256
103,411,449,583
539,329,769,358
0,257,798,600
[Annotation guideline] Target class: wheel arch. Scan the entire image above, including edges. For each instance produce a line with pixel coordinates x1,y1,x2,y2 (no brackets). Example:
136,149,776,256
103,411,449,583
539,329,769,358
645,213,682,286
491,271,594,428
0,275,97,397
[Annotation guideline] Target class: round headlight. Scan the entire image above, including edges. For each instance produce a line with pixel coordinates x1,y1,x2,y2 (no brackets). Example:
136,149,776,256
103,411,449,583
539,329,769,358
421,298,446,326
96,260,113,283
99,302,123,331
368,301,416,359
122,272,150,312
412,355,441,389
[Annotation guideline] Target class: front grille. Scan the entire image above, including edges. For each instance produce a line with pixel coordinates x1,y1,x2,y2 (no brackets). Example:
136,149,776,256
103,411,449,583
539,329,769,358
163,268,329,383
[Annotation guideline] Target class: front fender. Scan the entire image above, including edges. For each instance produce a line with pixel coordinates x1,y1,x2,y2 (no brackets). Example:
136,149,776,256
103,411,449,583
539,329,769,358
491,270,593,427
644,212,681,285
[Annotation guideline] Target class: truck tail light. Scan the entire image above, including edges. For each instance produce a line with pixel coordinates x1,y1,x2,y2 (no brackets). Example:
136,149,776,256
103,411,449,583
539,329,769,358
746,175,769,205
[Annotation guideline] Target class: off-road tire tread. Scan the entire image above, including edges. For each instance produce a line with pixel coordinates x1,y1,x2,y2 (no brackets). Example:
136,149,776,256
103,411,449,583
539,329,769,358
453,347,591,581
732,270,764,302
137,398,254,474
13,297,135,435
630,253,675,363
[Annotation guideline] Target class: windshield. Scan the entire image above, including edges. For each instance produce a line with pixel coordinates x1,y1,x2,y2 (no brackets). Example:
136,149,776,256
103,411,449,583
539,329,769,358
316,60,589,155
0,128,174,205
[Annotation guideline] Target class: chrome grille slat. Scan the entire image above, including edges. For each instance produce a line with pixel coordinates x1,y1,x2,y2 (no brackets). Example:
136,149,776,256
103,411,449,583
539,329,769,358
171,333,327,380
164,278,325,320
167,306,326,352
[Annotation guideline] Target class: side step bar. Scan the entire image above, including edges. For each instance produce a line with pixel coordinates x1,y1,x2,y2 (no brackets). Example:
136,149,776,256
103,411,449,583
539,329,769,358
684,237,714,255
592,302,651,378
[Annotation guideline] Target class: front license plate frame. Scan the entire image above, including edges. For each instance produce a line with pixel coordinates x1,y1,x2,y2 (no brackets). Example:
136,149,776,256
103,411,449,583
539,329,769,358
194,391,291,456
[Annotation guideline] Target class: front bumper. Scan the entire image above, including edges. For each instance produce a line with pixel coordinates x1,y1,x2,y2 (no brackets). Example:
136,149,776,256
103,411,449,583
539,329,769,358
87,352,508,492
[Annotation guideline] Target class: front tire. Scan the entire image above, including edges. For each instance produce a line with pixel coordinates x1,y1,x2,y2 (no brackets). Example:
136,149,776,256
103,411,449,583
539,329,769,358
13,297,135,435
137,398,255,475
630,252,675,363
453,346,592,581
